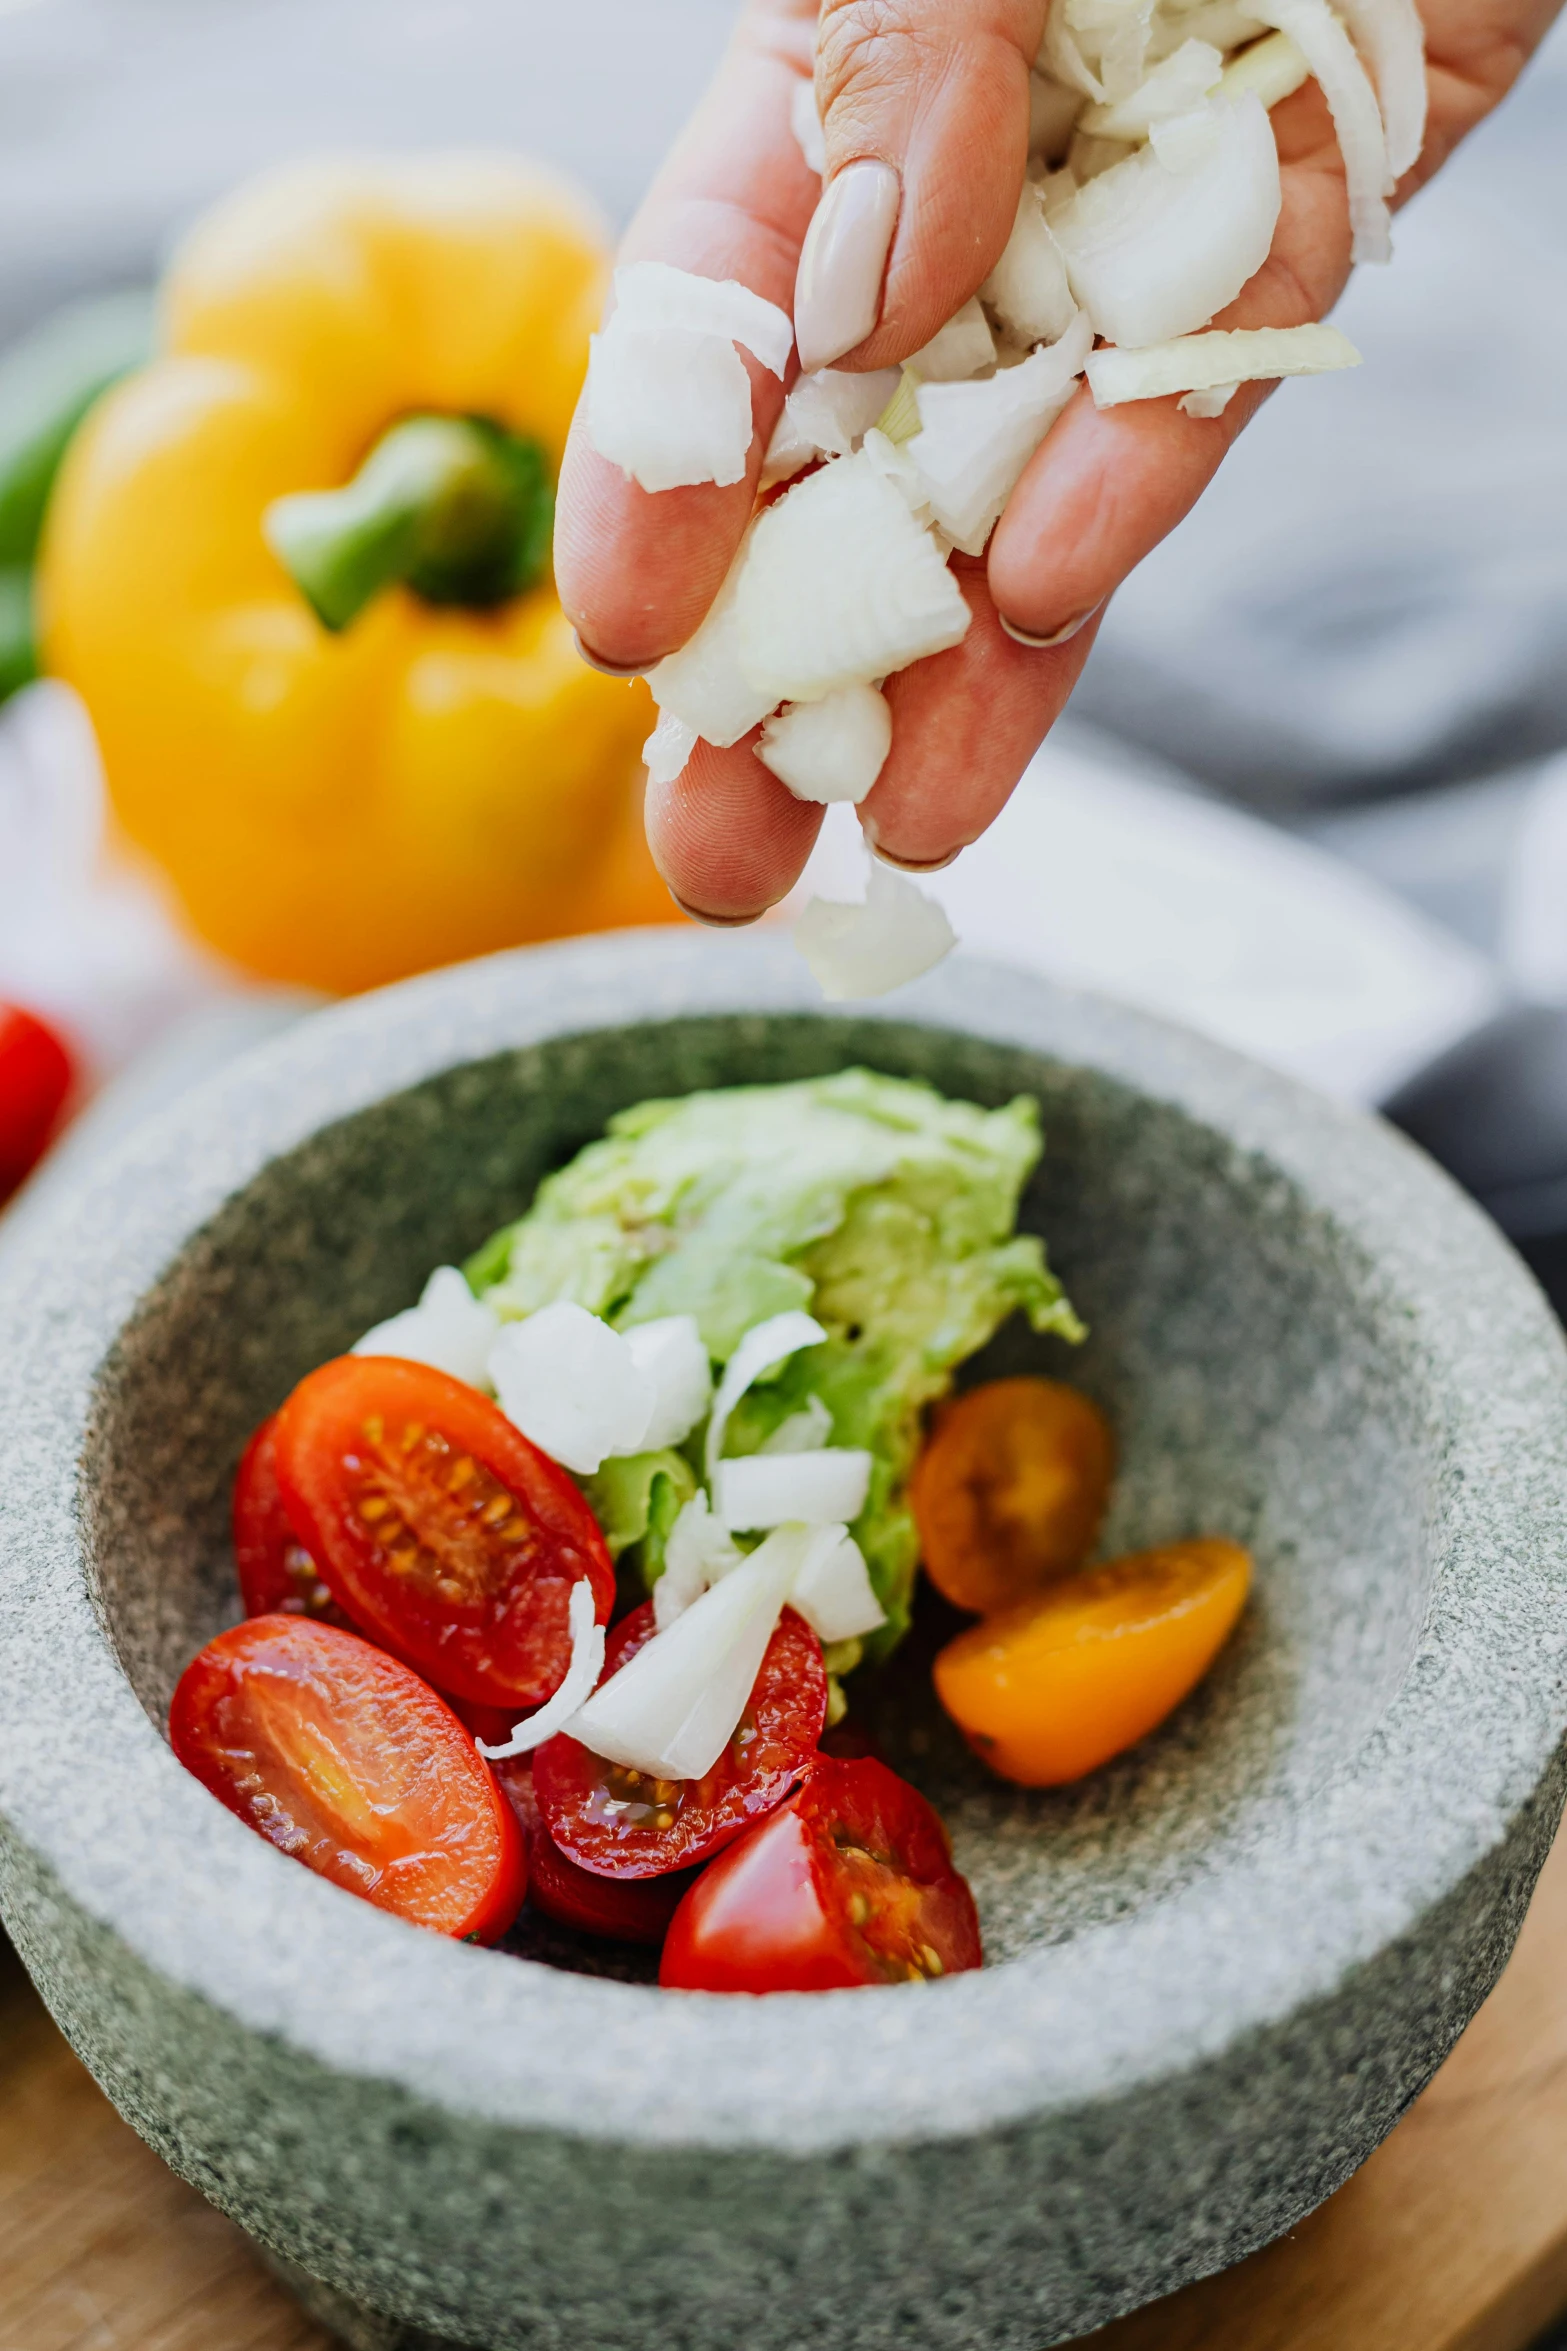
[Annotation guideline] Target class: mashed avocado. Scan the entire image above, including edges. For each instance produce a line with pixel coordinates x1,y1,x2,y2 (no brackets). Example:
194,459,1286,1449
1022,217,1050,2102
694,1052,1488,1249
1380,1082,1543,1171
467,1069,1081,1654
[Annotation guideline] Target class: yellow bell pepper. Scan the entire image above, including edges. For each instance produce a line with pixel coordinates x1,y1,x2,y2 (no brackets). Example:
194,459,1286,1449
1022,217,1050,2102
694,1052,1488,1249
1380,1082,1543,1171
38,154,671,994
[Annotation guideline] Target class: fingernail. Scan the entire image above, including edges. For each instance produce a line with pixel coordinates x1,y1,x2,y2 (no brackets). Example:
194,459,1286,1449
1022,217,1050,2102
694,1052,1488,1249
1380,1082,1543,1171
794,159,901,372
873,846,961,874
573,629,650,679
998,603,1101,649
668,889,763,930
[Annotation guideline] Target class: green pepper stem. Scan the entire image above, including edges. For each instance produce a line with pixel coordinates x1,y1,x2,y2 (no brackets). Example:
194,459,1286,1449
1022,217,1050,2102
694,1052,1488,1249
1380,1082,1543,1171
264,414,552,633
0,567,37,707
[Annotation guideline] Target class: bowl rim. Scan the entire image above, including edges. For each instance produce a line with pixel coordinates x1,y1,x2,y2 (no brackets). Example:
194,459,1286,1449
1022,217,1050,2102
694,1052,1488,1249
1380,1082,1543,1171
1,928,1565,2156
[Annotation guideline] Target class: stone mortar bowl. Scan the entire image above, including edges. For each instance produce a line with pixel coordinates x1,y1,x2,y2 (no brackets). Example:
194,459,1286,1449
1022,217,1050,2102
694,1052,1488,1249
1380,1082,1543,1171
2,931,1566,2351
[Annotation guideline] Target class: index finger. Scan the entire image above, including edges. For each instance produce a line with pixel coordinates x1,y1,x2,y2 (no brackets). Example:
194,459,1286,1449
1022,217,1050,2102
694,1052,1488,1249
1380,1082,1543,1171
554,0,820,674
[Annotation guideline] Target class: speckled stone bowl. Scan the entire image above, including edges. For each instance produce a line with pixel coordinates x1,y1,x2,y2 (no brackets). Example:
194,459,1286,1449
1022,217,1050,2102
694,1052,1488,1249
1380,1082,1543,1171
2,932,1566,2351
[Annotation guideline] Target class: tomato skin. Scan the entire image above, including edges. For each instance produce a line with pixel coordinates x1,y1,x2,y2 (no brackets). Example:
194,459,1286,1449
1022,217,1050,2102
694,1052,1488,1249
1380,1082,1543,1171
233,1414,347,1623
911,1377,1115,1616
496,1758,695,1945
0,1003,73,1198
660,1757,982,1994
534,1600,827,1880
273,1355,615,1710
169,1615,526,1942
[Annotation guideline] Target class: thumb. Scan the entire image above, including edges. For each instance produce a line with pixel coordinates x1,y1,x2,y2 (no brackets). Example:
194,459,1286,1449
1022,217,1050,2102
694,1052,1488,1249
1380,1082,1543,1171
796,0,1047,372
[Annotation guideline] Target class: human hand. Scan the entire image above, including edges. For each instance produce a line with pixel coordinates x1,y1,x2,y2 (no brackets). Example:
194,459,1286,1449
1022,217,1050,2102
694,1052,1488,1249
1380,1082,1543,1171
555,0,1563,924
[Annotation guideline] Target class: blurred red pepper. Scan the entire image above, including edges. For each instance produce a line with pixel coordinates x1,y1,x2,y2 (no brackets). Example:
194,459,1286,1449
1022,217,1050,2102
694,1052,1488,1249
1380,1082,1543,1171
0,1004,73,1199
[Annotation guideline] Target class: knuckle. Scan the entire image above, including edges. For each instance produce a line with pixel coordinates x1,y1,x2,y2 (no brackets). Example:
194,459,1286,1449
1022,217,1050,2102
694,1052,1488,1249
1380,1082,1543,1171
816,0,930,110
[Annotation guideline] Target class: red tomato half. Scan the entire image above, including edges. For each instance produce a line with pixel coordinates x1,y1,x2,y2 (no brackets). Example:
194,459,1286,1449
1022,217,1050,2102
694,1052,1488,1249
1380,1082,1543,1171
660,1756,982,1992
534,1600,827,1881
233,1414,346,1623
0,1003,73,1198
273,1355,615,1710
169,1615,525,1942
496,1758,696,1945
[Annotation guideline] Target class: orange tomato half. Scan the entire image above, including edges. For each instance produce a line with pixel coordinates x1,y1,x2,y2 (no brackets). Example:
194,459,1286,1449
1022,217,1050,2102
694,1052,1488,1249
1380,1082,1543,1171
933,1538,1252,1786
910,1377,1114,1615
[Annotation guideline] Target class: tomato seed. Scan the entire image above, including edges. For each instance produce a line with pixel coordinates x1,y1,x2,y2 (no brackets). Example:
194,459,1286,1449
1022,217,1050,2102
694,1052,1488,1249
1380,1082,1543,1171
922,1945,943,1976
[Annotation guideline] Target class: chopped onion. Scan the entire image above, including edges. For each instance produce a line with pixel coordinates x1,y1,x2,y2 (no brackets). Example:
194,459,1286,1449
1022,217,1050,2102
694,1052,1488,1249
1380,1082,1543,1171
1029,70,1084,162
1087,320,1360,404
1082,37,1224,137
489,1300,654,1475
1148,0,1265,56
981,187,1078,350
1331,0,1426,178
705,1310,827,1484
1241,0,1391,263
610,261,793,378
567,1533,800,1781
757,682,892,805
642,709,697,784
784,1524,887,1644
713,1447,873,1531
648,525,779,747
762,365,902,489
354,1266,500,1391
1180,380,1239,415
758,1393,834,1453
793,859,957,1001
1068,130,1137,181
585,324,753,492
476,1580,606,1760
735,449,971,706
791,74,827,176
904,309,1092,555
623,1314,713,1448
1040,3,1110,102
1218,27,1310,107
1051,93,1281,347
908,299,997,384
1076,0,1159,101
653,1492,743,1631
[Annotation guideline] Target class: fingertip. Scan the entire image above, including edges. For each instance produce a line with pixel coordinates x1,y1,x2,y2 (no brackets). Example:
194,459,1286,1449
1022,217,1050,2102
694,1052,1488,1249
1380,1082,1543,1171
645,737,823,922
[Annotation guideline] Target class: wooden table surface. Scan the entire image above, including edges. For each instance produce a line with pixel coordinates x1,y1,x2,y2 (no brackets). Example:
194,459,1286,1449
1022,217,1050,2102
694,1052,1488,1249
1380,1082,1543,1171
7,1832,1567,2351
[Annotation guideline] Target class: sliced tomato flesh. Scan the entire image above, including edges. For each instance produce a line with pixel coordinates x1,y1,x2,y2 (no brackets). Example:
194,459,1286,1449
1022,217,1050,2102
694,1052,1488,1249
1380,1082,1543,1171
496,1757,696,1945
659,1755,983,1992
169,1614,526,1942
233,1413,346,1623
534,1599,827,1881
272,1355,615,1711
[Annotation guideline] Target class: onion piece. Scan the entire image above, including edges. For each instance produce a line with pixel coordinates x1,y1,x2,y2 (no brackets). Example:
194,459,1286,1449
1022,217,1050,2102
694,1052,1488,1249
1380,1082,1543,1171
1068,129,1136,181
476,1580,606,1760
642,709,697,784
705,1310,828,1485
735,450,971,706
585,324,753,492
489,1300,654,1475
791,75,827,175
909,299,997,384
1081,37,1224,137
981,187,1078,350
762,365,903,490
785,1524,887,1644
713,1447,874,1532
1039,2,1109,101
1331,0,1426,177
1218,28,1310,107
793,860,957,1001
654,1492,743,1631
1148,0,1265,54
623,1315,713,1448
354,1266,500,1391
1051,93,1281,347
758,1394,834,1454
610,261,793,379
1180,380,1239,415
1086,320,1360,404
904,309,1092,555
648,525,779,748
1241,0,1391,262
757,683,892,805
566,1532,800,1781
1030,70,1084,162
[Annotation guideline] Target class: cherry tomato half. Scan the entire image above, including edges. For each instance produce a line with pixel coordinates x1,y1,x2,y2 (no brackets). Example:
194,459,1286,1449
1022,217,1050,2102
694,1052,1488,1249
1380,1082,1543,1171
910,1377,1114,1615
660,1755,982,1993
496,1758,697,1945
169,1615,525,1942
273,1355,615,1711
0,1003,73,1199
233,1413,346,1623
534,1599,827,1881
